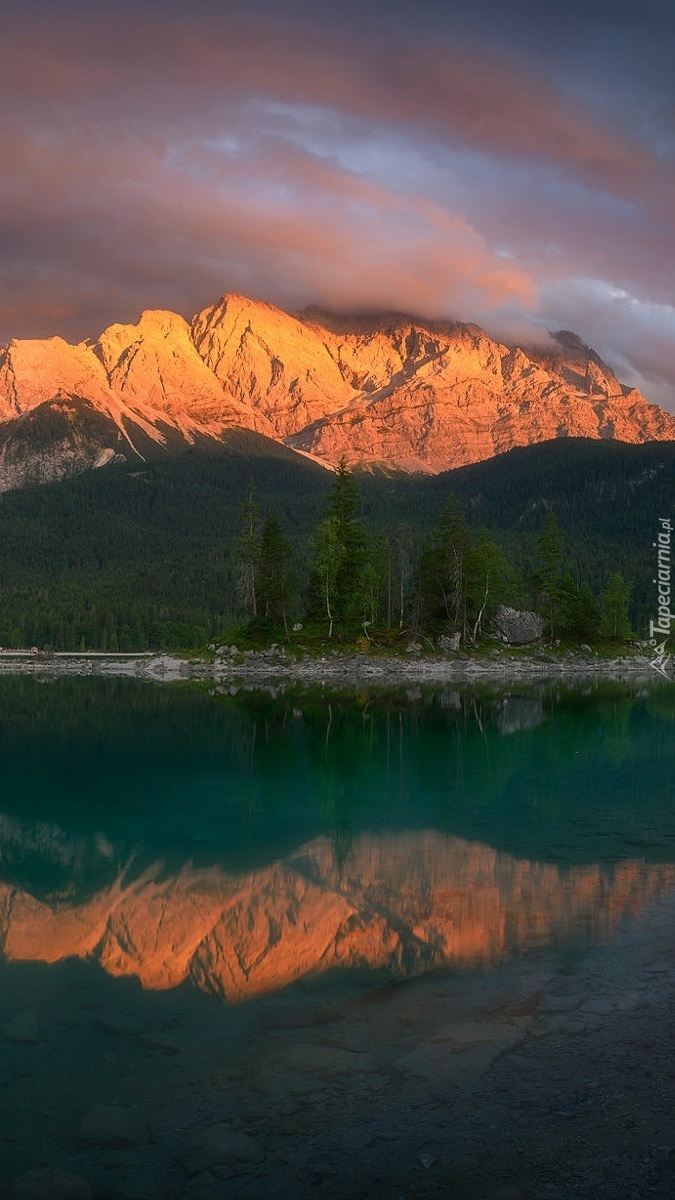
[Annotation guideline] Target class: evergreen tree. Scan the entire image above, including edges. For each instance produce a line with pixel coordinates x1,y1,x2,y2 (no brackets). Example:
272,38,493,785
234,482,261,619
427,496,473,636
535,511,563,639
576,582,601,640
600,571,632,639
258,514,295,640
308,460,368,635
556,575,601,639
328,459,368,622
379,526,394,629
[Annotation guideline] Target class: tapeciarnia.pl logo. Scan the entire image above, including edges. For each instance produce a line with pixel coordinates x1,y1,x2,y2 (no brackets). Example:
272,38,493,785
649,517,673,678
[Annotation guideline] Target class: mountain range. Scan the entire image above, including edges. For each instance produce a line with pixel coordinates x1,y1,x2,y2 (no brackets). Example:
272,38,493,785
1,292,674,492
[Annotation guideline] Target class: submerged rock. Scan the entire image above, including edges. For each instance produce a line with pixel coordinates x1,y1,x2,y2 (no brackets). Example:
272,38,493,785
177,1123,265,1176
79,1103,150,1147
8,1170,93,1200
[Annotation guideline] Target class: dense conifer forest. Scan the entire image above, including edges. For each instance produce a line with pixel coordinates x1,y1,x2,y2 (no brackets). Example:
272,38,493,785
0,434,672,650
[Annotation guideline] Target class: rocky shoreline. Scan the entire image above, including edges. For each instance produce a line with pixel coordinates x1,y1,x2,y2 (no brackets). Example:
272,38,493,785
0,647,666,689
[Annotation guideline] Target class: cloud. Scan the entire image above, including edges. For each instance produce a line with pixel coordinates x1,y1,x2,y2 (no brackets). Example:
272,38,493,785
543,278,675,407
0,16,656,191
0,123,535,341
0,5,672,409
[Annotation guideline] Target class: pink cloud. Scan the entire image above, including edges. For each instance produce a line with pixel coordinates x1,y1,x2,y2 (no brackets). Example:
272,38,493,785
0,8,672,406
0,124,536,341
0,15,658,192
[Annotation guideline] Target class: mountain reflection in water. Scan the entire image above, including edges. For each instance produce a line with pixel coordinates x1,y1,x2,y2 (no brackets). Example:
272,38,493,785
1,676,675,1002
1,832,674,1001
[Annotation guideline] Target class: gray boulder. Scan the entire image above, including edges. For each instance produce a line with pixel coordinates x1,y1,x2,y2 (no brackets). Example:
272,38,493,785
492,606,543,646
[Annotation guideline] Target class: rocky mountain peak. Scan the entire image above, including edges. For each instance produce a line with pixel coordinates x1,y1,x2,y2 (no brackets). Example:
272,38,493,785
0,291,673,492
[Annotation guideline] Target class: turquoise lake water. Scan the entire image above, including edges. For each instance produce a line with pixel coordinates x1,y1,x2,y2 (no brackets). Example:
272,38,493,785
1,676,674,1198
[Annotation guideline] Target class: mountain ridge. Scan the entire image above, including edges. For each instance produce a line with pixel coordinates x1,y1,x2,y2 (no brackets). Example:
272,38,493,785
1,291,674,492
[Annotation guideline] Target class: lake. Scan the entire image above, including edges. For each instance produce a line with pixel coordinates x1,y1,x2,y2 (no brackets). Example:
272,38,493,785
1,676,675,1200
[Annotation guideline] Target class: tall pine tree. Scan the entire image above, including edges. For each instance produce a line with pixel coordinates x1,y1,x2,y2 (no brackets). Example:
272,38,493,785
308,460,368,636
600,571,632,639
258,514,295,640
234,482,261,619
421,496,473,636
535,511,563,639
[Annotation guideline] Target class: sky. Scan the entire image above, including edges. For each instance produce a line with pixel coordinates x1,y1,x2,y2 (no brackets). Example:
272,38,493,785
1,0,674,406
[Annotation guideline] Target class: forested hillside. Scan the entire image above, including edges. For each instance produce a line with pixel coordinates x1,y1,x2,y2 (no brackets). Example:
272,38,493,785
0,435,671,650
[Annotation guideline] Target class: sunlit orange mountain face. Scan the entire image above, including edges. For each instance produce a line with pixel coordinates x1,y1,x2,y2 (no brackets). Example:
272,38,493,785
1,833,673,1003
1,293,674,491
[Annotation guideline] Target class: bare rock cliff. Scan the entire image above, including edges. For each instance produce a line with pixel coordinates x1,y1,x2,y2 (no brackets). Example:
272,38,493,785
0,293,673,490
